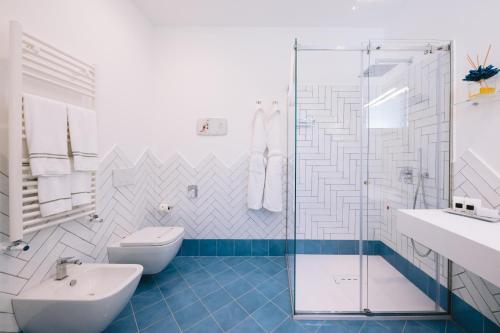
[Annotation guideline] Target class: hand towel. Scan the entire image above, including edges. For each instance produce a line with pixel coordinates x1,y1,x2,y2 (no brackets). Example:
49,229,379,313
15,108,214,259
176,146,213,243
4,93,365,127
23,94,70,176
247,105,267,210
68,105,99,171
263,104,283,212
71,172,92,206
38,175,72,217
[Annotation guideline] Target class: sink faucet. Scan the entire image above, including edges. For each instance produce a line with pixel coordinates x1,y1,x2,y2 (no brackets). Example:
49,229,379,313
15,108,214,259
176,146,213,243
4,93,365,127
55,257,82,280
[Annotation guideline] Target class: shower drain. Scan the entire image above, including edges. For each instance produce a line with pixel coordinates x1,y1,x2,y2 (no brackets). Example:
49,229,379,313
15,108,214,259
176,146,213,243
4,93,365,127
333,274,359,284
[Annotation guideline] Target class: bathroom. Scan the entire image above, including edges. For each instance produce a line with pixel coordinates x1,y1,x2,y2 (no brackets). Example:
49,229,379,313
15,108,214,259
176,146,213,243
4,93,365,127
1,0,500,332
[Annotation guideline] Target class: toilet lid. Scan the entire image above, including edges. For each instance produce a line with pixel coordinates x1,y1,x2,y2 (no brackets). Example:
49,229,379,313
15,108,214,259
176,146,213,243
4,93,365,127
120,227,184,247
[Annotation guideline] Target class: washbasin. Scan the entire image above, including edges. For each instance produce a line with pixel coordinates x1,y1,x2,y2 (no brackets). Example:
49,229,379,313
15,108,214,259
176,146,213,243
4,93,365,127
13,263,143,333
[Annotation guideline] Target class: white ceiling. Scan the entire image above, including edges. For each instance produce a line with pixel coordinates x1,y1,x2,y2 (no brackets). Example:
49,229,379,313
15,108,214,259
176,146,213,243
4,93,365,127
131,0,408,27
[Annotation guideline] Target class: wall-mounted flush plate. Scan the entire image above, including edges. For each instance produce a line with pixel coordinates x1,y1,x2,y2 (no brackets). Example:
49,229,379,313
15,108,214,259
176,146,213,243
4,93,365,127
197,118,227,136
187,185,198,198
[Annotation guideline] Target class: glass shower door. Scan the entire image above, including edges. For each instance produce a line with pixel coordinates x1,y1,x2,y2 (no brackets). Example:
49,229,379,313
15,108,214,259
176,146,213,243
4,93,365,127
362,41,451,314
292,47,365,314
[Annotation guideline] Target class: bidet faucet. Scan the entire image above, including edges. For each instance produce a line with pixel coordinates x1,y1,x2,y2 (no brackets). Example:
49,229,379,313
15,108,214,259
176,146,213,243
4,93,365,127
55,256,82,280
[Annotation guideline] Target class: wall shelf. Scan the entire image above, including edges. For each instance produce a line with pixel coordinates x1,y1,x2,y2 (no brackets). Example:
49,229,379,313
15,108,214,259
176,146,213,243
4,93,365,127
455,92,500,106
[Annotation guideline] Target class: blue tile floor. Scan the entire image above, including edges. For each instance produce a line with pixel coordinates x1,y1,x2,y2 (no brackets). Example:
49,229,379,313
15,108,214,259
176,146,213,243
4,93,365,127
104,256,466,333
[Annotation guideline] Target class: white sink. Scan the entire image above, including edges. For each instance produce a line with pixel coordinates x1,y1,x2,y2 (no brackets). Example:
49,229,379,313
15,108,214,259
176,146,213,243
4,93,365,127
13,264,143,333
398,209,500,287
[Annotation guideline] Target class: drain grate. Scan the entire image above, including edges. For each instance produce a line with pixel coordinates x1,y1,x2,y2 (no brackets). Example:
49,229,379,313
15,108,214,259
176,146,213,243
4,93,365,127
333,274,359,284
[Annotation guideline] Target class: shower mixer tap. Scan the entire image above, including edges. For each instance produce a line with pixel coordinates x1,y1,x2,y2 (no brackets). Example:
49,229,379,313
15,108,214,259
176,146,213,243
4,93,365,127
399,167,413,184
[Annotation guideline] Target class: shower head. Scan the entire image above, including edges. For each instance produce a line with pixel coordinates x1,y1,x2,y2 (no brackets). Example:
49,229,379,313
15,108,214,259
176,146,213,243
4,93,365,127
362,64,397,77
362,57,413,77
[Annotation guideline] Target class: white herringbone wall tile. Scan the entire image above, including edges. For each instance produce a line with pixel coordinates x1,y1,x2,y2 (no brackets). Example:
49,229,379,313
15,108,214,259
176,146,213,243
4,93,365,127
295,85,369,240
158,153,286,239
373,53,451,282
0,147,140,332
452,149,500,325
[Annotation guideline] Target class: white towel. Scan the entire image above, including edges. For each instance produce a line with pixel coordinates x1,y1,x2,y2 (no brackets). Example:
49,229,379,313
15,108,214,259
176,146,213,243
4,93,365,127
71,172,92,206
68,105,99,171
38,175,72,217
247,105,267,210
263,104,283,212
23,94,70,176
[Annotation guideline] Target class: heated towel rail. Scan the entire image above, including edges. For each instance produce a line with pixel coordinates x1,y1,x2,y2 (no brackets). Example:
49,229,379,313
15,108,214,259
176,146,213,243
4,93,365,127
8,21,98,242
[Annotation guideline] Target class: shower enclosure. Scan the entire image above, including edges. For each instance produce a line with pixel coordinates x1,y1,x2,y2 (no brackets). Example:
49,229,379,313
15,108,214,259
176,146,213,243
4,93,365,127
286,39,452,318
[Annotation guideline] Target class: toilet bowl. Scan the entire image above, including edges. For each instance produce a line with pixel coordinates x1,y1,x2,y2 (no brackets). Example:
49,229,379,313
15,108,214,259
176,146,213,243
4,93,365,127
107,226,184,274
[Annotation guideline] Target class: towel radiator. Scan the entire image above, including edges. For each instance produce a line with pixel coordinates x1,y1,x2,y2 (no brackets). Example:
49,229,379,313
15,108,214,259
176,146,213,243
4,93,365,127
7,21,98,242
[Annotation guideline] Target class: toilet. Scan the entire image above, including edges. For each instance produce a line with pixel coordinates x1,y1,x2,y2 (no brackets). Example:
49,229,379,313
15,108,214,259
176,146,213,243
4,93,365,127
107,226,184,274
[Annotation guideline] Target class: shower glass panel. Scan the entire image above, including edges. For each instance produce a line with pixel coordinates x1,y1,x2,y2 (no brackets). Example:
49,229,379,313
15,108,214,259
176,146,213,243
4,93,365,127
287,40,452,318
363,41,451,315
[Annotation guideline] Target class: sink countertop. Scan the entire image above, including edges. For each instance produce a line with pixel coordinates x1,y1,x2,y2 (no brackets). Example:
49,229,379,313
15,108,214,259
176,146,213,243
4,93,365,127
397,209,500,287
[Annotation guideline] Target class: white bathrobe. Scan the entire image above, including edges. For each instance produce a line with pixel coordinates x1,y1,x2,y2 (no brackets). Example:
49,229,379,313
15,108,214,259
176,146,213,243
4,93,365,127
247,106,267,210
263,104,282,212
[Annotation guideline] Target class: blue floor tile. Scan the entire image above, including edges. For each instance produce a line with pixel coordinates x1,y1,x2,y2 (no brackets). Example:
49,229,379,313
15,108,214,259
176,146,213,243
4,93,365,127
201,288,233,312
102,256,473,333
165,288,199,312
414,320,446,333
176,261,202,275
274,318,309,333
244,268,269,286
252,301,288,332
256,278,287,299
337,320,366,333
229,317,266,333
115,303,133,320
183,268,211,285
319,321,358,333
172,301,209,331
158,278,189,298
237,289,269,314
190,277,221,298
153,269,181,287
185,317,223,333
141,315,180,333
360,321,391,333
103,314,137,333
300,320,325,332
223,256,244,267
204,260,230,275
197,256,221,267
131,288,163,312
260,261,283,276
224,278,253,298
135,275,157,295
272,289,292,314
213,268,240,286
213,301,249,331
135,300,171,331
377,320,407,332
232,260,257,276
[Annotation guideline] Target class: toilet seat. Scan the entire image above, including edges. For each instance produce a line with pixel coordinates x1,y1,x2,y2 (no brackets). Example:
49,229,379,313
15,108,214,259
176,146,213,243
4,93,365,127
120,227,184,247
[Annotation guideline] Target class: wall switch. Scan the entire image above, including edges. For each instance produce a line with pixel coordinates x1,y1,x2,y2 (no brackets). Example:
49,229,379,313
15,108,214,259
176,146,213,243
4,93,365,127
113,168,134,187
197,118,227,136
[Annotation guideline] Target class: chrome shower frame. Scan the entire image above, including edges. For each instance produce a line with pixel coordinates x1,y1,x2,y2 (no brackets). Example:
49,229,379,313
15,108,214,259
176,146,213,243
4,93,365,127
285,39,455,321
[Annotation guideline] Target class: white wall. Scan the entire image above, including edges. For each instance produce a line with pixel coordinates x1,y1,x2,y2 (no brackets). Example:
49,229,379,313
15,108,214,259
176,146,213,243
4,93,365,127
381,0,500,171
0,0,155,167
152,27,383,166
